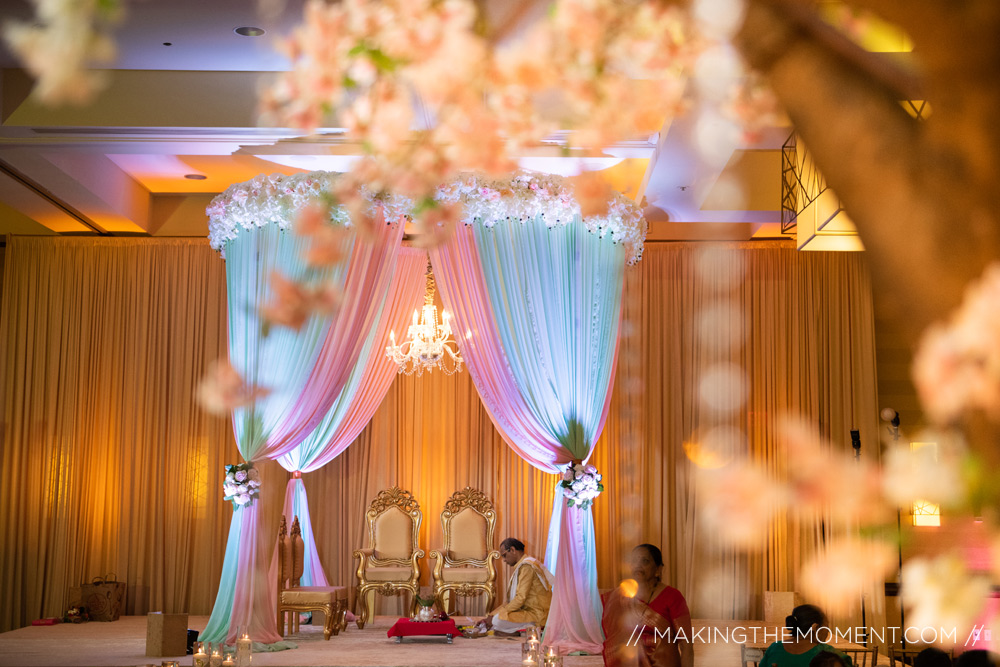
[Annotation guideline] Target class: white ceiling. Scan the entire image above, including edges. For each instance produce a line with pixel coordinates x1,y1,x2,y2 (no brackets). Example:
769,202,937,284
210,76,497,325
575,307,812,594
0,0,791,241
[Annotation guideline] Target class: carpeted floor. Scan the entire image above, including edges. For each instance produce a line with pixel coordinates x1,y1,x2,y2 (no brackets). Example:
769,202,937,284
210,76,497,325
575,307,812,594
0,616,888,667
0,616,607,667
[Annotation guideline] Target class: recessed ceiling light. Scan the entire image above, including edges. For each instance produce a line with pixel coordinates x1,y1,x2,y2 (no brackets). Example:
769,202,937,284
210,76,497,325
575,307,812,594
184,174,207,180
234,26,265,37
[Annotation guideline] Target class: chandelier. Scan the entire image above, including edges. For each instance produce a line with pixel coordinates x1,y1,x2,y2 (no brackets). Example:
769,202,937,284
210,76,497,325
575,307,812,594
386,261,463,376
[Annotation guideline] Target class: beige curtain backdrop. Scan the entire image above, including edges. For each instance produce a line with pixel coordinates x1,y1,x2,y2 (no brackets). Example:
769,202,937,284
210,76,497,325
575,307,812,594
0,237,878,632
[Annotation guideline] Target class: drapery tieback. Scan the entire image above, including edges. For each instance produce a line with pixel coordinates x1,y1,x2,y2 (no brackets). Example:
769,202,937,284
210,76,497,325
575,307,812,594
292,470,302,479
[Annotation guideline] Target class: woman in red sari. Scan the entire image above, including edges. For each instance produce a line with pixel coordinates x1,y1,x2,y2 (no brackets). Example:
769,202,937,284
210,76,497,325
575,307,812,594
602,544,694,667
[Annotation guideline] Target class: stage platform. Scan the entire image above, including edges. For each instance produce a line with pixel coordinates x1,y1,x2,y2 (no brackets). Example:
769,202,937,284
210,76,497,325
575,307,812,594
0,616,880,667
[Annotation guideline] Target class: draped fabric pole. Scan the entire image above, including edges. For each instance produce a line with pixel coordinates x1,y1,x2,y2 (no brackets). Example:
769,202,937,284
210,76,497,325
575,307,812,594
200,173,407,644
270,248,426,588
430,172,644,655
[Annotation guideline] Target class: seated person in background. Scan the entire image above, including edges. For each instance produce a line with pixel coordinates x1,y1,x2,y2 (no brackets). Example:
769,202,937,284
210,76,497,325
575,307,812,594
810,652,848,667
478,538,553,637
602,544,694,667
954,651,992,667
759,604,853,667
915,648,953,667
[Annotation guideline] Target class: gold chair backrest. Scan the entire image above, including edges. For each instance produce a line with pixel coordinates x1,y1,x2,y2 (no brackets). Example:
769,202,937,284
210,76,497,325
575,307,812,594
365,487,422,564
278,515,306,590
441,487,495,563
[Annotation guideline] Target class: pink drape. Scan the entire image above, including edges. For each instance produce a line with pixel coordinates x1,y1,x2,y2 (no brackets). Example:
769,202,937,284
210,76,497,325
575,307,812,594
429,226,571,472
229,214,405,643
430,224,619,654
542,504,604,653
269,248,426,592
283,247,427,473
267,214,406,454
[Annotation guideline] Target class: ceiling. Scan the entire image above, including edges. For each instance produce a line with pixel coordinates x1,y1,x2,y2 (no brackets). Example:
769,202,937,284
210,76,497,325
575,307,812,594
0,0,900,244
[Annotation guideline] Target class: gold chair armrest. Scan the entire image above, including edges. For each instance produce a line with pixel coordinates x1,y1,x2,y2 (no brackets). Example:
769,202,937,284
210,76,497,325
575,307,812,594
485,550,501,583
409,549,425,586
429,550,446,583
354,548,375,581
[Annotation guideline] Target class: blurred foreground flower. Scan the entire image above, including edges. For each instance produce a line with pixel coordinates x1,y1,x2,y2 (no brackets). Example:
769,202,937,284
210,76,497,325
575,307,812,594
913,262,1000,424
902,554,991,646
196,360,271,415
800,537,895,616
294,204,353,268
260,271,343,331
881,433,966,509
3,0,122,105
780,418,887,524
698,461,787,549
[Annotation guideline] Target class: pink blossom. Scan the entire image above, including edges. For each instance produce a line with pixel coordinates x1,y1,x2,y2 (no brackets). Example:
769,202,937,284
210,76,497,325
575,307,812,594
260,272,344,330
411,202,464,248
800,537,896,616
913,262,1000,423
294,204,352,267
570,171,614,218
196,360,270,415
697,461,788,549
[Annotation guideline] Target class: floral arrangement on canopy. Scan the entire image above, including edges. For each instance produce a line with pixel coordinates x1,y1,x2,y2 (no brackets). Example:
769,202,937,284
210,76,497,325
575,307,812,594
560,463,604,510
206,171,410,254
222,463,260,508
436,171,647,265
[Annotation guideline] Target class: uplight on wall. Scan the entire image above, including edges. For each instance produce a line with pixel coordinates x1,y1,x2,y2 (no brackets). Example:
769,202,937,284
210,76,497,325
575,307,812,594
910,442,941,527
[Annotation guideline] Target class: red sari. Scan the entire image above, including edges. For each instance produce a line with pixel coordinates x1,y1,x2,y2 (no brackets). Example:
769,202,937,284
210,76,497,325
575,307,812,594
602,586,692,667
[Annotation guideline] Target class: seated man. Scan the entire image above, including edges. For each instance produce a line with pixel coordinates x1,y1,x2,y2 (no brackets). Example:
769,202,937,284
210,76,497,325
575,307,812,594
480,537,554,636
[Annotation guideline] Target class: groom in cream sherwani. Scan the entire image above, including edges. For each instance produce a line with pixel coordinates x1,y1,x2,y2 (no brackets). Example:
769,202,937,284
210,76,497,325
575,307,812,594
480,537,554,636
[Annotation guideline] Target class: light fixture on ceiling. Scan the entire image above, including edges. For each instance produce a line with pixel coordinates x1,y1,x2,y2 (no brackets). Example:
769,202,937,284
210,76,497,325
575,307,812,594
385,261,463,376
184,174,207,180
234,27,265,37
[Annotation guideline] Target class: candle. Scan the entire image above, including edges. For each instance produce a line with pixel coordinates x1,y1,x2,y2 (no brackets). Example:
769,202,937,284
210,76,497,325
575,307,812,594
193,642,208,667
235,632,252,667
222,656,235,667
209,647,222,667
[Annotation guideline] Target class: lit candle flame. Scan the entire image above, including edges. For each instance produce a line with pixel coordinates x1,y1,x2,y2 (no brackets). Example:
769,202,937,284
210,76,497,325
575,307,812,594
620,578,639,598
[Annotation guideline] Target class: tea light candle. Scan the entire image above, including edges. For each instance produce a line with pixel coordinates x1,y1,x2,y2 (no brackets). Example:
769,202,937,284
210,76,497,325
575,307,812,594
222,655,235,667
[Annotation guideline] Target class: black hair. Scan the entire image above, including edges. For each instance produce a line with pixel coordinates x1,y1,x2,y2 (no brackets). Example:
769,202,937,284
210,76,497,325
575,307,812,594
954,651,992,667
810,652,847,667
915,648,952,667
500,537,525,552
633,544,664,567
785,604,827,634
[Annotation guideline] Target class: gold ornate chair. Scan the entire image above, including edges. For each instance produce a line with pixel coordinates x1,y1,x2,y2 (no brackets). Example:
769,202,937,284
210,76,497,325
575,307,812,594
353,487,424,629
276,516,348,640
430,487,501,613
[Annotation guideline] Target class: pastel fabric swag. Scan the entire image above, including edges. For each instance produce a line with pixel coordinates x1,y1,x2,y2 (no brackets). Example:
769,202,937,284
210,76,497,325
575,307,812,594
201,174,419,644
202,171,641,652
430,172,638,653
